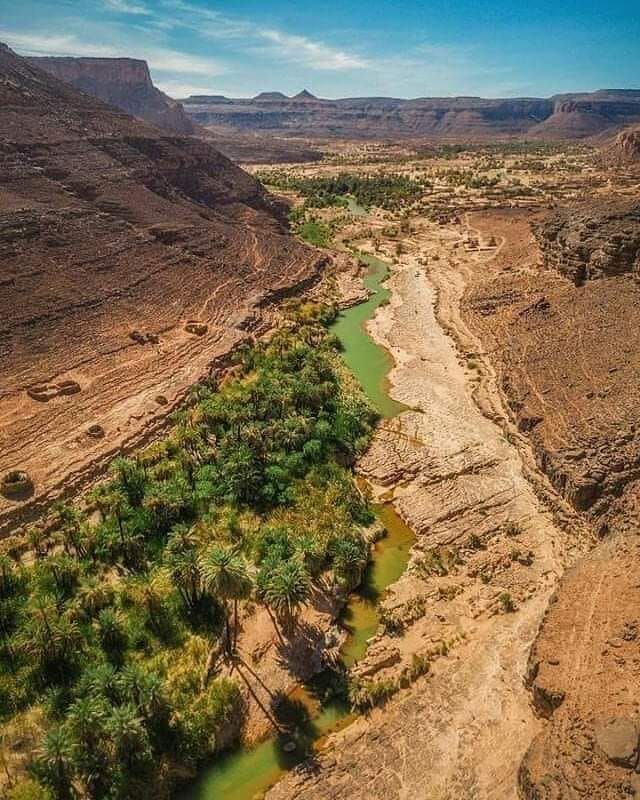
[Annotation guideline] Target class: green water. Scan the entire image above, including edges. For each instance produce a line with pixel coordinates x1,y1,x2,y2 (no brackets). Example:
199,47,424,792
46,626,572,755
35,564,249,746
341,503,415,667
185,255,414,800
331,254,407,418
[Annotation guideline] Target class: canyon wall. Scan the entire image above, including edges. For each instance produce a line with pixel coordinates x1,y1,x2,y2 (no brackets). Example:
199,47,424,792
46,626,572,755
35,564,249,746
0,43,324,535
181,90,640,141
28,55,195,134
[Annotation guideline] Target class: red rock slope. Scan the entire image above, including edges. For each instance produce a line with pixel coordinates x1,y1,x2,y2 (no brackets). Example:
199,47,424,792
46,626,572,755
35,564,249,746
0,44,325,534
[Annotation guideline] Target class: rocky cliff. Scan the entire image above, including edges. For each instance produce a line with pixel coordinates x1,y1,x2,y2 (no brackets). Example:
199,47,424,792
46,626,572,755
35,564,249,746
531,90,640,138
28,55,195,135
0,43,324,534
181,89,640,141
465,206,640,799
534,201,640,284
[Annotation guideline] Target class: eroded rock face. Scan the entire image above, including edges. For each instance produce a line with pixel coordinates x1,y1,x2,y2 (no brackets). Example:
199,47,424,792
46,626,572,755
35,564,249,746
181,89,640,141
594,718,640,767
610,125,640,163
28,56,195,135
0,43,324,531
534,201,640,284
520,535,640,799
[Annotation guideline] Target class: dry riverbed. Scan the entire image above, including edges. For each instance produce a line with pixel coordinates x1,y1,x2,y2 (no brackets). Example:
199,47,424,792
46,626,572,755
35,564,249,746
268,217,587,799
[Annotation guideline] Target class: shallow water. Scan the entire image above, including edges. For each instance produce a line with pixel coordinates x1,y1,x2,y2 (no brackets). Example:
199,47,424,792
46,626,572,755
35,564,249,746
184,256,413,800
331,254,407,418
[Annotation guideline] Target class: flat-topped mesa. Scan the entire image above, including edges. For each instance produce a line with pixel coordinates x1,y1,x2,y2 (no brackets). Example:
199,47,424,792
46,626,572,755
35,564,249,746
28,55,195,135
180,88,640,140
534,201,640,284
532,89,640,138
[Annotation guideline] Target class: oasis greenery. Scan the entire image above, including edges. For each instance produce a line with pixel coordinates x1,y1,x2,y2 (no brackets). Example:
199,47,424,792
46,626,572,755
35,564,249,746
0,302,376,799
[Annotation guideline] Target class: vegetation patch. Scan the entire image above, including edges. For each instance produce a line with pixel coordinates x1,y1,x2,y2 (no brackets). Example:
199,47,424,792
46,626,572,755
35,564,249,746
257,170,426,211
0,302,377,799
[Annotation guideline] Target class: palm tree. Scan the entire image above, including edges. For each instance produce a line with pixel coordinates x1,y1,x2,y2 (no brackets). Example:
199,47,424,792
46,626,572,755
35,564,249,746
126,572,166,636
111,458,146,507
35,726,78,800
75,577,113,621
0,555,17,599
94,608,127,663
143,476,190,533
199,546,252,653
164,527,203,614
260,558,311,636
330,534,368,592
20,606,83,685
93,486,128,542
67,696,110,798
173,417,208,488
106,704,151,774
53,502,87,559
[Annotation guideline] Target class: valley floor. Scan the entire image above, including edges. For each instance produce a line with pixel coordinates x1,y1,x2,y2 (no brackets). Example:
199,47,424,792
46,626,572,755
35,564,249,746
268,212,587,799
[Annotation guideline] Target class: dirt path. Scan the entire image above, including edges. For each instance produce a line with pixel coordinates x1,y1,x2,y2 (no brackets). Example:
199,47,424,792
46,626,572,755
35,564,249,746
268,223,584,800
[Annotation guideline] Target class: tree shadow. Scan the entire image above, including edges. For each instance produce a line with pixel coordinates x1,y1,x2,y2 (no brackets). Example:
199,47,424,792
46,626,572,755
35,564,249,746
274,620,329,679
271,691,322,771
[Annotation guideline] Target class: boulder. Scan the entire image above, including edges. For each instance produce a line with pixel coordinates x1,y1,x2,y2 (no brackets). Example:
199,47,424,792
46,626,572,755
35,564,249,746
594,717,640,767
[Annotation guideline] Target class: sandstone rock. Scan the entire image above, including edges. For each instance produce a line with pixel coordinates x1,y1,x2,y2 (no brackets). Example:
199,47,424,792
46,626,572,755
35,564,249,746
352,645,401,678
86,424,105,439
0,44,323,535
185,322,208,336
57,380,81,397
534,202,640,284
608,125,640,164
0,470,34,500
594,717,640,767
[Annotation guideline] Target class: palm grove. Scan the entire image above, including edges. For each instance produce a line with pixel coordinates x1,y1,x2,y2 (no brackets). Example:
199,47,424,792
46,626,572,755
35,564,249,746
0,302,376,800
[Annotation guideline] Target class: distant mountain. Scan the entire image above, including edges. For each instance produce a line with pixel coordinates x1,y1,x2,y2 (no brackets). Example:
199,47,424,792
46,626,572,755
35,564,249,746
182,89,640,141
292,89,318,102
253,91,289,101
28,56,195,134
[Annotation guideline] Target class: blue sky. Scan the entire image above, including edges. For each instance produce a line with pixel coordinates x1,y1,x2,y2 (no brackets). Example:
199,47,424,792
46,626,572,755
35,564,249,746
1,0,638,99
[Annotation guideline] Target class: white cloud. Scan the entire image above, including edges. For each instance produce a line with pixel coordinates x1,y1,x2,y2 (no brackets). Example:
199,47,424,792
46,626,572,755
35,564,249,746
160,0,368,72
139,46,224,76
1,29,225,77
155,79,220,98
103,0,150,15
0,30,118,57
258,29,369,71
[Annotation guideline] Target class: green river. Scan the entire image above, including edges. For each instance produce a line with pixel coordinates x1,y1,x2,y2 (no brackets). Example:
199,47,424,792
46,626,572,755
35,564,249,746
185,255,414,800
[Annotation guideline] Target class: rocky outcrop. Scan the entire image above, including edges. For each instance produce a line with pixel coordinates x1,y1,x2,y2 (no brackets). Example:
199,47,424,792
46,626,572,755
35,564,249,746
534,201,640,284
519,534,640,799
531,90,640,139
0,43,324,534
608,125,640,163
463,209,640,800
181,89,640,141
28,56,194,135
